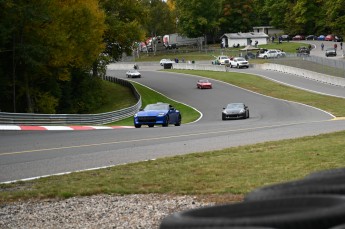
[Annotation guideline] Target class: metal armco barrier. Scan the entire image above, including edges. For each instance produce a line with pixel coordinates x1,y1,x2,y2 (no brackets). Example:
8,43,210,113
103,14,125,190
0,77,141,125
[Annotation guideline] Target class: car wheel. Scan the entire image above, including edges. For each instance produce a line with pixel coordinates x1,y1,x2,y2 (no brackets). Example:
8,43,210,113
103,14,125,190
175,115,181,126
162,116,169,127
237,64,240,69
134,124,141,128
222,114,226,120
264,56,268,59
247,111,250,119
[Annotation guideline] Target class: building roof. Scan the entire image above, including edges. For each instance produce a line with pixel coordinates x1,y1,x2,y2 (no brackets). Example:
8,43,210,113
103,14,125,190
221,32,269,39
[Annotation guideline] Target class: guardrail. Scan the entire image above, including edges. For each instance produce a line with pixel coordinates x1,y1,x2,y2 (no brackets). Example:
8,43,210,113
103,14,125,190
172,62,345,87
256,63,345,87
0,77,142,125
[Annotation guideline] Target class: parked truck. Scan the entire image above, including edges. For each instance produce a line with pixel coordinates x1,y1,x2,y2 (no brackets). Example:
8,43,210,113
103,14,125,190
163,33,204,49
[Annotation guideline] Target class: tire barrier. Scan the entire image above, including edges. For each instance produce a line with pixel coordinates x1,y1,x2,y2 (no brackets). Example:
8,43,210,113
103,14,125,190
160,167,345,229
305,167,345,179
159,195,345,229
329,224,345,229
244,174,345,201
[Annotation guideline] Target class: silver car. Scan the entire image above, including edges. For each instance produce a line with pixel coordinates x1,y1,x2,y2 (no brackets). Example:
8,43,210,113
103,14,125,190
126,69,141,78
222,103,249,120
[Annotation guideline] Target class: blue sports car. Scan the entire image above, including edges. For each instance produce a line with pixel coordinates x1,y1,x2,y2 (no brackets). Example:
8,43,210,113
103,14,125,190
134,102,182,128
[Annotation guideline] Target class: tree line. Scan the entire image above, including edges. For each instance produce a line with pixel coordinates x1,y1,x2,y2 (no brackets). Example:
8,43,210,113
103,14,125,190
0,0,343,114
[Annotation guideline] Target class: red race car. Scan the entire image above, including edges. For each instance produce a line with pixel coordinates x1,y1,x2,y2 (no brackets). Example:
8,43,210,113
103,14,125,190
197,79,212,89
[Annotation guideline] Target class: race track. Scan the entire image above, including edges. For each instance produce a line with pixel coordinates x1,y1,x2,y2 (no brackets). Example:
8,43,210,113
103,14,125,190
1,64,345,183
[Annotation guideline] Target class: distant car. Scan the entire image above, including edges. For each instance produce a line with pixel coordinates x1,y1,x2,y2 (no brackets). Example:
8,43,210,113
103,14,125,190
197,79,212,89
325,35,335,41
325,48,337,57
217,55,231,65
281,35,290,41
296,46,310,56
126,69,141,78
317,35,325,41
334,36,343,42
306,35,317,40
229,57,249,68
222,103,249,120
292,35,305,40
160,59,174,66
257,49,281,59
245,52,256,59
133,102,181,128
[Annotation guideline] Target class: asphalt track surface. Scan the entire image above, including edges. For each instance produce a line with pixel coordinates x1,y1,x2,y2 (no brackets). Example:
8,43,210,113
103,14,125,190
1,54,345,183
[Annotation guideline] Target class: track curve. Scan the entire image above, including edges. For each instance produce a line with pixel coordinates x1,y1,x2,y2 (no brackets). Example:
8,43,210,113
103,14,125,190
1,67,345,183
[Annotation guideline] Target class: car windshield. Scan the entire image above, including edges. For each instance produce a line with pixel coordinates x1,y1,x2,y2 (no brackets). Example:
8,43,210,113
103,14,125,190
199,80,209,83
220,56,228,59
144,103,170,111
235,58,246,61
227,103,244,109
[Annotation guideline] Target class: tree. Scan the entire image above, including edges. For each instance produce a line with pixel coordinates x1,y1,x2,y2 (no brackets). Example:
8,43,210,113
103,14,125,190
143,0,176,37
219,0,256,34
175,0,222,45
285,0,324,35
100,0,147,61
323,0,345,36
0,0,106,113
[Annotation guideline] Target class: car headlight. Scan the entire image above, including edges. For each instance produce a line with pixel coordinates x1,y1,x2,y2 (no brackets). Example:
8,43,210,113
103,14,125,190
240,109,245,113
157,112,165,117
134,114,138,117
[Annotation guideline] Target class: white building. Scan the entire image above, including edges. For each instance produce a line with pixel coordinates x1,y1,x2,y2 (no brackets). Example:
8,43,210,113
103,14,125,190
253,26,283,37
220,32,269,48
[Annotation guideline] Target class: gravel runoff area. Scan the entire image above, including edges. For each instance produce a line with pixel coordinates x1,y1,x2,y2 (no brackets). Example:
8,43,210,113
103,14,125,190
0,194,242,229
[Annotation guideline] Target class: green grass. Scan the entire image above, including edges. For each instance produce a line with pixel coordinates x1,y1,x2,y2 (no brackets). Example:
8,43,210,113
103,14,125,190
1,130,345,203
108,81,200,126
91,81,138,114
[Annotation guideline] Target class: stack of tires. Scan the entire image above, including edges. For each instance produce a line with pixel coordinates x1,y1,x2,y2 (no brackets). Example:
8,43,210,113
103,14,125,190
160,167,345,229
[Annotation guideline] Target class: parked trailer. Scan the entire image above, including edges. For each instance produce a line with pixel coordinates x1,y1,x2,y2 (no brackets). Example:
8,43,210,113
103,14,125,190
163,33,204,49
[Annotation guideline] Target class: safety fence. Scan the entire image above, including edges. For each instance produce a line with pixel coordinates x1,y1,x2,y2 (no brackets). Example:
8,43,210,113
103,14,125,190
0,77,141,125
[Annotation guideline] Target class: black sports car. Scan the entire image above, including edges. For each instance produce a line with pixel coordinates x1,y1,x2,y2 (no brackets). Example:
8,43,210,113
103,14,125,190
222,103,249,120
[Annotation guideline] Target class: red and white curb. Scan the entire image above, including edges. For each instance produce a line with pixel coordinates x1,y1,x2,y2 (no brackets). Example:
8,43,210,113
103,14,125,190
0,125,134,131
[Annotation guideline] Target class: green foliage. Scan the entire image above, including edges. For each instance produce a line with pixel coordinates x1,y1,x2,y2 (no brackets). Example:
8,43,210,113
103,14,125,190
142,0,176,36
219,0,255,33
0,0,106,113
58,70,106,114
100,0,146,60
33,91,59,114
175,0,222,42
